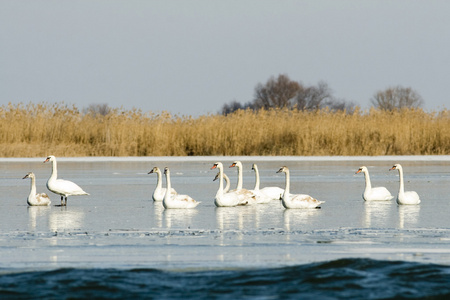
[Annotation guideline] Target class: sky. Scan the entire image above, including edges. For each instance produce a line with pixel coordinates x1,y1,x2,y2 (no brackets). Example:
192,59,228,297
1,1,449,116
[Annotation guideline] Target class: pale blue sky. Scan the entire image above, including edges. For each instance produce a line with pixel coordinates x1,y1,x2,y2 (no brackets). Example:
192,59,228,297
1,1,449,116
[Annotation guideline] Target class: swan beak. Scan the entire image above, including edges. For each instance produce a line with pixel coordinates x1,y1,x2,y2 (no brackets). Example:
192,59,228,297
276,168,283,173
229,163,236,168
389,166,396,171
148,170,154,174
44,158,50,163
355,169,362,174
22,174,29,179
211,164,218,170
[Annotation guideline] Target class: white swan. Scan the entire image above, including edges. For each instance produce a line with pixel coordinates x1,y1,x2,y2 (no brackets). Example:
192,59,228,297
389,164,421,205
229,161,257,205
213,171,231,193
23,172,51,206
44,155,89,206
162,167,200,209
356,166,394,201
249,164,272,204
252,163,284,200
276,166,324,209
148,167,177,201
211,162,251,207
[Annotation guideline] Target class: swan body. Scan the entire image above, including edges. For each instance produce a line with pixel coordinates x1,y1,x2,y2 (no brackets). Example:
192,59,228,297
390,164,421,205
44,155,89,206
23,172,51,206
211,162,254,207
213,171,231,193
252,163,284,201
356,166,394,201
229,161,257,205
276,166,324,209
148,167,177,201
163,167,200,209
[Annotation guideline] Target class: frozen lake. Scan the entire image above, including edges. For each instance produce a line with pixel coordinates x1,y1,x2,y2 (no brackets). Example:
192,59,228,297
1,156,450,272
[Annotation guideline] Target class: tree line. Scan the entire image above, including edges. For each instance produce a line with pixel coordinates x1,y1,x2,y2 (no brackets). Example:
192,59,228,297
221,74,424,115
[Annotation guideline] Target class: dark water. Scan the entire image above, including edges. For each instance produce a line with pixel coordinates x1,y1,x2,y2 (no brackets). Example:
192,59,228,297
1,258,450,299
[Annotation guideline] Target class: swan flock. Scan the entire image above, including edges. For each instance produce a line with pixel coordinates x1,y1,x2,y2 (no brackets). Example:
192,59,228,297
23,156,421,208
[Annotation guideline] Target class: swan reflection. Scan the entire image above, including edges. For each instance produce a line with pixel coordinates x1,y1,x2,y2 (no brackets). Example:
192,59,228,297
215,206,258,231
27,206,51,230
398,205,420,229
163,208,198,229
283,208,321,231
362,201,392,227
49,207,85,231
153,201,164,228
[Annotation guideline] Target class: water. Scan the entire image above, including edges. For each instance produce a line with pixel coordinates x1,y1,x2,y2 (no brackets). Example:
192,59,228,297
0,156,449,298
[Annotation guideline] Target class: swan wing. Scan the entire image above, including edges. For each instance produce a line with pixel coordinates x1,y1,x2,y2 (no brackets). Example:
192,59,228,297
398,191,421,205
365,187,394,201
260,187,284,200
215,192,241,207
48,179,89,196
251,189,272,204
287,193,324,208
172,194,200,208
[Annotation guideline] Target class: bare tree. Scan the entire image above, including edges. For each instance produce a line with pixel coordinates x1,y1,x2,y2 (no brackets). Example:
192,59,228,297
253,74,300,109
371,86,424,110
294,81,332,110
84,103,111,117
221,100,254,115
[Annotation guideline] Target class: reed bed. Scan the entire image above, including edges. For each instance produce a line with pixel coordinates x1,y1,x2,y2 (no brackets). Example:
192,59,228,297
0,103,448,157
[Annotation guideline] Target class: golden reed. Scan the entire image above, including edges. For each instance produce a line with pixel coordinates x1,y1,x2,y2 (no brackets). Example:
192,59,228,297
0,102,448,157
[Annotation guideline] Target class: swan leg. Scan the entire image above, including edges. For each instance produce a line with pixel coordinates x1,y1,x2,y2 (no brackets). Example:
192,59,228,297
64,197,68,206
60,196,64,206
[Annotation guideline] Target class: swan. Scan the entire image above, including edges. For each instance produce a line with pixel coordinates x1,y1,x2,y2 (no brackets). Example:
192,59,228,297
213,171,231,193
162,167,200,209
23,172,51,206
229,161,257,205
389,164,421,205
249,164,272,204
148,167,177,201
44,155,89,206
211,162,252,207
276,166,324,209
252,163,284,200
355,166,394,201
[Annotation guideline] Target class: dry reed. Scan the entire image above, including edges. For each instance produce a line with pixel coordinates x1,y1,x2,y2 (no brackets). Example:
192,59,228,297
0,102,448,157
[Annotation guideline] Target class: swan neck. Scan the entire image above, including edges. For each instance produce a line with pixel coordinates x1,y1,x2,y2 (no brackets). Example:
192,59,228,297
164,171,171,202
156,170,162,189
253,167,260,190
218,166,224,196
284,170,290,196
50,159,58,180
237,165,243,190
30,176,36,196
363,170,372,190
398,167,405,195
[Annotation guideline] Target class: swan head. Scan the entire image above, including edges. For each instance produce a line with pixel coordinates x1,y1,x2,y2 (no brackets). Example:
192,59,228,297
148,167,160,174
213,172,220,181
22,172,35,179
276,166,289,173
163,167,170,175
251,163,258,171
390,163,401,171
44,155,56,163
356,166,368,174
211,162,222,170
229,161,242,169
